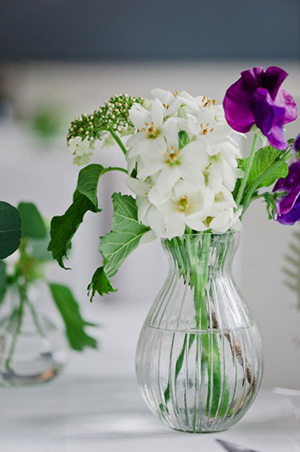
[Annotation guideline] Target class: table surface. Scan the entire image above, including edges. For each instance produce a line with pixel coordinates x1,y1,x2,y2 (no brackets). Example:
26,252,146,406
1,351,300,452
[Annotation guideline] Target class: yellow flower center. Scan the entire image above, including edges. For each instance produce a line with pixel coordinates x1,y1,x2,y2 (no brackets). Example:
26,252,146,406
142,121,161,139
200,122,214,135
164,146,181,166
177,195,189,212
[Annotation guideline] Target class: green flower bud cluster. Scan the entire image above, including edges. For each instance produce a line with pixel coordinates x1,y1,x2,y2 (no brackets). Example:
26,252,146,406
67,94,143,143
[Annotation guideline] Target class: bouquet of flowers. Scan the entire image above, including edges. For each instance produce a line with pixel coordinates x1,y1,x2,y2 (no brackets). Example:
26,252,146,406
48,66,299,432
49,66,299,298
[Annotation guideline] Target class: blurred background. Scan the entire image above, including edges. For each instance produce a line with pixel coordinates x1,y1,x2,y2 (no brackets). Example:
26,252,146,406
0,0,299,388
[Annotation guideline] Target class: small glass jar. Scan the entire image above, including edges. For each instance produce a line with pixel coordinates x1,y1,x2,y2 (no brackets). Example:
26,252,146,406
0,285,69,386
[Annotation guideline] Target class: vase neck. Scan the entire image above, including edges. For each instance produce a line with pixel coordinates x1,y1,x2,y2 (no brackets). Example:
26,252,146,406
162,232,239,277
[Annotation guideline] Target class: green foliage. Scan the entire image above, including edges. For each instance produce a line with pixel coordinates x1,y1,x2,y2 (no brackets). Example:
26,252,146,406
49,283,98,351
178,130,190,149
29,230,52,261
0,201,22,259
31,107,63,139
88,267,116,299
18,202,46,239
67,95,142,143
283,228,300,309
242,146,288,190
88,194,150,300
48,164,105,268
239,146,290,215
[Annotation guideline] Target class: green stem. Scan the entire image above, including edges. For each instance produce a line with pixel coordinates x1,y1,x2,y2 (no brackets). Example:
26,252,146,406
103,166,128,175
235,133,258,207
28,300,47,339
109,129,128,156
5,286,26,371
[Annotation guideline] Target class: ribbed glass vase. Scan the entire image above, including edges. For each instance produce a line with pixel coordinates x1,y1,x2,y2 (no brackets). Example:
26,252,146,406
136,232,263,433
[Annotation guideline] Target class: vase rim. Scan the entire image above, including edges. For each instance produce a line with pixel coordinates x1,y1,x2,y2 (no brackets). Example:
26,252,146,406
161,230,240,240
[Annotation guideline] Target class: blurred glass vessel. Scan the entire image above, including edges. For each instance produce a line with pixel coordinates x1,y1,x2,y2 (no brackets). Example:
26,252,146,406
0,286,68,386
136,232,263,432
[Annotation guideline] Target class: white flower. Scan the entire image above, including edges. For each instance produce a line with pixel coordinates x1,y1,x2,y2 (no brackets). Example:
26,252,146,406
68,137,93,166
139,141,208,198
125,88,243,239
154,181,214,239
127,99,185,163
204,147,239,193
208,207,242,233
151,88,182,116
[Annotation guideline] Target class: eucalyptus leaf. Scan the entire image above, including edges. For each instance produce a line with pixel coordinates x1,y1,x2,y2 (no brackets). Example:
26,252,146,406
48,164,105,268
88,194,150,300
18,202,46,239
49,283,98,351
0,201,22,259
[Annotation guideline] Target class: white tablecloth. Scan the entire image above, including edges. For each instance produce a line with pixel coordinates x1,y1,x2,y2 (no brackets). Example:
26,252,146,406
1,357,299,452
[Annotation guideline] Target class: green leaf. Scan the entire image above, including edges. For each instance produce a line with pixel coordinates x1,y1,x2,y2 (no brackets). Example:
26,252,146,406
30,228,52,261
178,130,190,149
48,164,105,268
49,283,98,351
88,194,150,300
18,202,46,239
0,201,22,259
242,146,288,190
87,266,117,299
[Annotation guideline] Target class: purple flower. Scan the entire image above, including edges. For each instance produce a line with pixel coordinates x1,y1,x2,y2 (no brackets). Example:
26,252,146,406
273,161,300,225
223,66,298,150
293,133,300,155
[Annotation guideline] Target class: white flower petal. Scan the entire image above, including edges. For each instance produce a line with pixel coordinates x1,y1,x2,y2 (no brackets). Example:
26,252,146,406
126,177,151,196
140,230,157,244
151,98,164,128
156,166,180,194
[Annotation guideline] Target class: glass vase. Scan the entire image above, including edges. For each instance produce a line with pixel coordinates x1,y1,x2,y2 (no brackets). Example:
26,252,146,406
136,232,263,433
0,285,69,386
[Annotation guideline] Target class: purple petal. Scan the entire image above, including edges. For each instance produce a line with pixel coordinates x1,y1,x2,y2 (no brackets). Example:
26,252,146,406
254,88,288,150
293,134,300,154
240,67,263,91
276,89,298,124
277,197,300,225
274,161,300,192
262,67,288,100
223,77,255,133
277,186,300,215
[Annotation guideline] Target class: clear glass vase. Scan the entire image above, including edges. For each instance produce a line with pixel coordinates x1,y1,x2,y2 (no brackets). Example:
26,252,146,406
136,232,263,433
0,285,69,386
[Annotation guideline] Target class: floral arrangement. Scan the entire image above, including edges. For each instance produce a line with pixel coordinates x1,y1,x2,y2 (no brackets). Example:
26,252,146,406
48,66,299,300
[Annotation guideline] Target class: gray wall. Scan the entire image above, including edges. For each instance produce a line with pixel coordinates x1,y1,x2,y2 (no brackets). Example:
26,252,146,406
0,0,299,61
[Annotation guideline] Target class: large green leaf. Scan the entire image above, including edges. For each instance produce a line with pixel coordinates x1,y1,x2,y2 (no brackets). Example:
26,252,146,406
48,164,105,268
243,146,288,190
49,283,98,351
0,201,22,259
88,194,150,300
18,202,46,239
